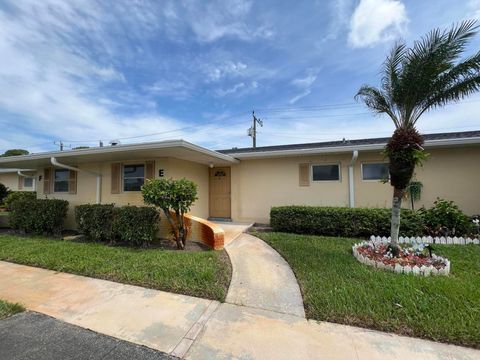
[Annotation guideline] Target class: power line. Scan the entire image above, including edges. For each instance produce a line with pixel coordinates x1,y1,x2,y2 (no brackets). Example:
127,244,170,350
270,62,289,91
61,111,251,144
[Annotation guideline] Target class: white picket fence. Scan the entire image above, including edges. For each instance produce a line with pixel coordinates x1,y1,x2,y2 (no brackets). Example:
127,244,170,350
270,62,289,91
352,241,450,276
370,235,480,245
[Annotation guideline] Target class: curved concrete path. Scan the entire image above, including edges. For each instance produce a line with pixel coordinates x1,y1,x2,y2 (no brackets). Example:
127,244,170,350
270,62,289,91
224,232,305,318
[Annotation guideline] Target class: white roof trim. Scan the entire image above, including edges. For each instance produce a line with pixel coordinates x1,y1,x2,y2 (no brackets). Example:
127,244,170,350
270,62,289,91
0,139,238,165
0,168,36,174
227,136,480,159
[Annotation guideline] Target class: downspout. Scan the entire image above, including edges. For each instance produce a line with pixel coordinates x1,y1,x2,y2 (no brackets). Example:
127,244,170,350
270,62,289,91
348,150,359,208
17,170,36,191
51,157,102,204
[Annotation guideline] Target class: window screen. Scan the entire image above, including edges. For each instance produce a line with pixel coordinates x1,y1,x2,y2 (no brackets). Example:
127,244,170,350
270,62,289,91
312,164,340,181
362,163,389,181
54,169,69,192
23,177,33,188
123,164,145,191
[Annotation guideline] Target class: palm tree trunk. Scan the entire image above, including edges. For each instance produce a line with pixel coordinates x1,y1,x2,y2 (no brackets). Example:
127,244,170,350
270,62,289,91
390,187,404,245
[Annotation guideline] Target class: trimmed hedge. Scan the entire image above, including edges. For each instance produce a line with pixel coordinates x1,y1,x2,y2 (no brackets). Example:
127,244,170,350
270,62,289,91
113,206,160,247
10,199,68,235
270,206,424,238
75,204,159,247
4,191,36,211
75,204,116,242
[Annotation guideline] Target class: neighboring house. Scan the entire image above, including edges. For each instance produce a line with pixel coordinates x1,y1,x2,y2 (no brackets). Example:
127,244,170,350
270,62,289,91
0,131,478,229
0,169,36,192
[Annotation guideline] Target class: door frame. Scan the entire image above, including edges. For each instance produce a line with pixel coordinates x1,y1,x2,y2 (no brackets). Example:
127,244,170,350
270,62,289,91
208,166,231,219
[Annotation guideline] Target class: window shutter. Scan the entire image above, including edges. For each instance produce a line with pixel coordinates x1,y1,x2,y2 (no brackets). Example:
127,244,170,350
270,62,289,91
44,168,52,194
18,176,23,190
145,160,155,181
299,163,310,187
111,163,121,194
68,170,77,194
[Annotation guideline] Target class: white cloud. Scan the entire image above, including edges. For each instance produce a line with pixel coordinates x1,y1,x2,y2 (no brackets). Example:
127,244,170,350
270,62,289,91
289,89,312,104
291,73,317,88
144,80,192,99
165,0,275,43
348,0,408,48
215,81,259,97
205,61,248,82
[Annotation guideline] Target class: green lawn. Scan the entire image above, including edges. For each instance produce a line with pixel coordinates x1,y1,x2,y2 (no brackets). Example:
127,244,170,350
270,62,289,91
0,235,231,301
255,232,480,348
0,299,24,319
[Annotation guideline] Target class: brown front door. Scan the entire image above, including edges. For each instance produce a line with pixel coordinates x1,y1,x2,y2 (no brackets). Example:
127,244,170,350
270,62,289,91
209,167,231,218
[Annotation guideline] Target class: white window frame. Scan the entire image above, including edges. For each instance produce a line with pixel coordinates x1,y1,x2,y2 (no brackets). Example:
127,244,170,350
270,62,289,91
23,177,33,188
361,162,390,182
311,163,341,182
122,163,145,192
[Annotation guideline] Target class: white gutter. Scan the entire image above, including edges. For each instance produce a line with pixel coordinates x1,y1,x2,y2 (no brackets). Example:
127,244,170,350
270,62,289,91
348,150,359,208
225,136,480,159
0,139,239,165
51,157,102,204
17,170,36,191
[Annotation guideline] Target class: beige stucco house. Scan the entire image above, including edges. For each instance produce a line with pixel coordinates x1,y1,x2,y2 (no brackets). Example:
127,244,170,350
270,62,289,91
0,130,479,230
0,169,36,192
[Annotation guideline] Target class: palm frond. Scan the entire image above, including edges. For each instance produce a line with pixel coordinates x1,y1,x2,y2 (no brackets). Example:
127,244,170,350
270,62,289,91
355,86,400,127
355,20,480,130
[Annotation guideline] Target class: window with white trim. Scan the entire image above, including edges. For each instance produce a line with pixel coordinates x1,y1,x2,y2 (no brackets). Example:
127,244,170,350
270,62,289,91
362,163,389,181
123,164,145,191
23,177,33,188
312,164,340,181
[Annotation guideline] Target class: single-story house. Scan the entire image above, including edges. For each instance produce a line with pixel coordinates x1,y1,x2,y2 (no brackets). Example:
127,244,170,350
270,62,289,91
0,169,36,192
0,130,478,230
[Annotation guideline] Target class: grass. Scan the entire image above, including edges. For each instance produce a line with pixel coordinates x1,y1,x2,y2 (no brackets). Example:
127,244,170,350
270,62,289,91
255,231,480,348
0,235,231,301
0,299,24,319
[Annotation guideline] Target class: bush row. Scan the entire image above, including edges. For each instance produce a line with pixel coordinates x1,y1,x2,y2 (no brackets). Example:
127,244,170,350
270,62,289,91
10,199,68,235
270,206,425,238
75,204,159,247
4,191,36,211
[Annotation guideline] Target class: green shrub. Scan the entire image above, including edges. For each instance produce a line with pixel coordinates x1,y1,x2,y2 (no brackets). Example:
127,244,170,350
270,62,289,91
10,199,68,235
270,206,424,238
112,206,159,247
75,204,159,247
75,204,116,242
0,183,9,205
142,178,197,250
4,191,36,211
419,198,473,236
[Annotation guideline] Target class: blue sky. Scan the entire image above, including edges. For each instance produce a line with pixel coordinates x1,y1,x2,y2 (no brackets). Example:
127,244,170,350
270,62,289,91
0,0,479,153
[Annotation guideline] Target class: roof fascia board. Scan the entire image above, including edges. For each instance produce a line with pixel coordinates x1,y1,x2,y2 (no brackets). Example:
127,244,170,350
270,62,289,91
0,140,238,165
228,136,480,159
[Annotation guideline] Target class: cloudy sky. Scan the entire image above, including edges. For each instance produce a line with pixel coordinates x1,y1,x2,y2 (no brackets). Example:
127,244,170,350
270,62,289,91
0,0,479,153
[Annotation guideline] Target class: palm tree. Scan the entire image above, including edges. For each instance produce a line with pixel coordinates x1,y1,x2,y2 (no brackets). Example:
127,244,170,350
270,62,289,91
356,20,480,254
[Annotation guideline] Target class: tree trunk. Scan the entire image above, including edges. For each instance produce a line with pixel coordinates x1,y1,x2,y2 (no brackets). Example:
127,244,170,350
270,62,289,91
162,208,184,250
390,187,404,245
176,210,187,250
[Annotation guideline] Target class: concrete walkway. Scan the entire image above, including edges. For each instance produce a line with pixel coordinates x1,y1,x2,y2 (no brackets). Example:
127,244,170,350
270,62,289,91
1,261,479,359
225,233,305,317
0,261,219,358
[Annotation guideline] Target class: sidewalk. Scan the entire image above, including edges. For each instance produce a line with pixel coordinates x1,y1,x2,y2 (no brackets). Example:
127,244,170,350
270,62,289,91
0,261,218,358
1,245,479,359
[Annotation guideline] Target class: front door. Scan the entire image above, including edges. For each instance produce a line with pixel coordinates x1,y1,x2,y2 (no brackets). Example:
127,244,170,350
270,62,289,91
209,167,231,219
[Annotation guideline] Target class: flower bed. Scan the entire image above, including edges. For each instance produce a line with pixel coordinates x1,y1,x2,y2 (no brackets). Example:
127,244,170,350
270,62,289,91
352,240,450,276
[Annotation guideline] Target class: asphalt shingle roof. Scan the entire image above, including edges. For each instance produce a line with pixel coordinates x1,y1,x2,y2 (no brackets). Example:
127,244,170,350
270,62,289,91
217,130,480,154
